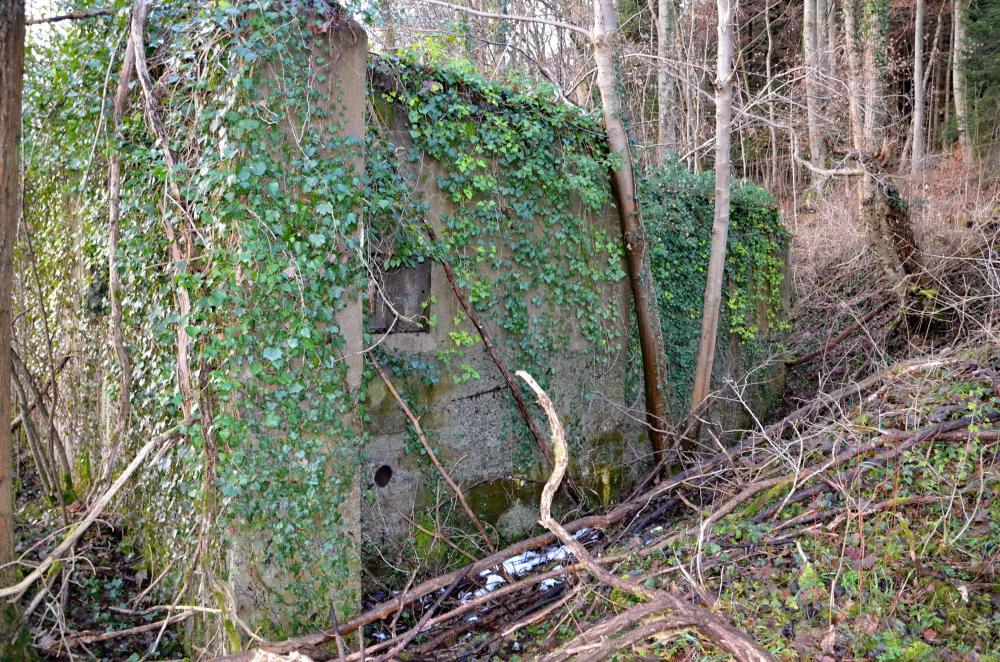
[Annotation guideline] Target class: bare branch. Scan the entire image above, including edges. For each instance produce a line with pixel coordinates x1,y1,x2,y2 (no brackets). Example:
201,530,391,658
415,0,590,37
26,7,116,26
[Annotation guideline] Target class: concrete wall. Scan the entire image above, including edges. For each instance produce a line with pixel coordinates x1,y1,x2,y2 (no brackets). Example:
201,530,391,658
360,108,648,558
227,17,368,636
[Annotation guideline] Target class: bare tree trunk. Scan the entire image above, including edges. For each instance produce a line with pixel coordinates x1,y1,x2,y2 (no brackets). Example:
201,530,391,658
816,0,829,114
803,0,825,172
910,0,926,172
952,0,972,165
924,6,945,156
827,0,839,82
765,5,779,189
689,0,734,415
592,0,670,462
862,0,888,149
843,0,865,150
0,0,24,590
656,0,677,162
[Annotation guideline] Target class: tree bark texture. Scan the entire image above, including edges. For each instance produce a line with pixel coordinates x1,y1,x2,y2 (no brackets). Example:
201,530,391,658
952,0,972,164
592,0,670,461
689,0,734,415
910,0,926,172
0,0,25,587
656,0,677,162
803,0,825,171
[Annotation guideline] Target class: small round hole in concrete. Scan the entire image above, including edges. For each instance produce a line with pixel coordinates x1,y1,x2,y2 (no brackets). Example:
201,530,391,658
374,465,393,487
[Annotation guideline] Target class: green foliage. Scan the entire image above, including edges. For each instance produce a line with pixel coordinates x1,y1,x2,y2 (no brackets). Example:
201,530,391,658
27,0,371,636
640,159,788,412
366,49,627,454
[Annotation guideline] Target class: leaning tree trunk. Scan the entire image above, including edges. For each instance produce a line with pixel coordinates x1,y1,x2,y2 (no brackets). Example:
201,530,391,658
910,0,926,173
0,0,25,591
592,0,671,462
689,0,734,416
952,0,973,165
860,175,925,291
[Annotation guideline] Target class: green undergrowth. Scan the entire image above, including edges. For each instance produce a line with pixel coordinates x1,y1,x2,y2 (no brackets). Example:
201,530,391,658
507,345,1000,660
641,160,789,414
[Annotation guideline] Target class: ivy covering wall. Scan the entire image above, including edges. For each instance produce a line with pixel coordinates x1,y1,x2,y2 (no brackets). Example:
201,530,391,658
641,160,789,414
365,49,628,462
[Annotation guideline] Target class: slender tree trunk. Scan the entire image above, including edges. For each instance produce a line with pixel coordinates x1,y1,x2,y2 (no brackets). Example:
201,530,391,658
827,0,839,81
765,5,778,189
0,0,25,590
816,0,829,114
943,20,952,137
929,42,940,152
592,0,671,462
952,0,972,164
911,0,926,173
689,0,734,415
656,0,677,162
925,6,945,155
843,0,865,150
803,0,825,171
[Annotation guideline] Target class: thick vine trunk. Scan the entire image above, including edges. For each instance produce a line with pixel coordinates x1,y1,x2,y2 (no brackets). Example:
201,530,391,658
689,0,734,415
952,0,972,165
910,0,926,172
592,0,670,461
0,0,24,589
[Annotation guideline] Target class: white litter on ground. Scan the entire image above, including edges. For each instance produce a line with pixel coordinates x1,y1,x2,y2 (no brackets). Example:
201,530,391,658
458,528,592,604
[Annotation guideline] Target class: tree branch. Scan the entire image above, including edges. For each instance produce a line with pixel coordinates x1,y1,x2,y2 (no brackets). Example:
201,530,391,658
415,0,590,36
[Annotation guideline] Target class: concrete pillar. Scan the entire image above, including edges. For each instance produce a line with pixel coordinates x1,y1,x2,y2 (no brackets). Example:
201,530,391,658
227,16,367,640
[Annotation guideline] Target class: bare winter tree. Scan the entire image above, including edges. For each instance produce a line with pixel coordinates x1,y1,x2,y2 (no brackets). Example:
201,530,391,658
656,0,678,161
592,0,671,462
0,0,25,591
952,0,972,165
689,0,734,417
803,0,825,175
910,0,926,172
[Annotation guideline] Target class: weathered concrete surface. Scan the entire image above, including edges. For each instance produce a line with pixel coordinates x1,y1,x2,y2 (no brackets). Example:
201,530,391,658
361,109,647,555
228,17,367,636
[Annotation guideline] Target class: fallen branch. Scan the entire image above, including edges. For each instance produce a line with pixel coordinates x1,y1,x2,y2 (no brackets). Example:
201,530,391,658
215,355,947,661
422,223,556,470
0,428,176,601
785,302,890,367
373,360,495,553
26,7,117,25
518,369,774,662
62,610,192,646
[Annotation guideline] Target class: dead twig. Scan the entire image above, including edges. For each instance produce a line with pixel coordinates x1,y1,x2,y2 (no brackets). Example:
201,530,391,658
518,369,774,662
373,360,495,554
0,428,177,601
